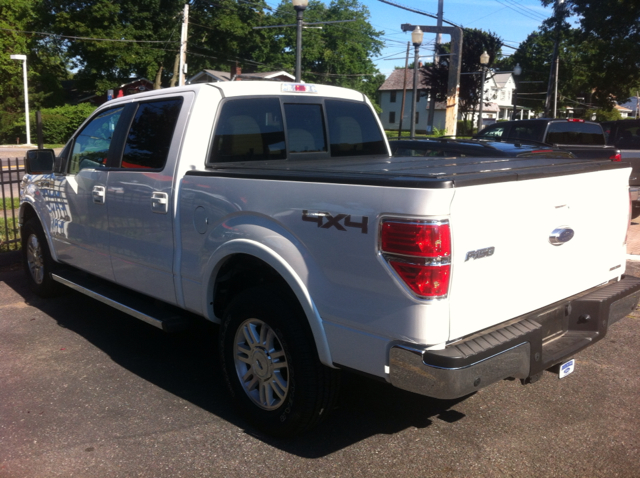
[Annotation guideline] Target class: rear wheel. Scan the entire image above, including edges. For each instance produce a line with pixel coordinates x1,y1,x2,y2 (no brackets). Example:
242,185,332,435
21,219,60,297
220,286,340,437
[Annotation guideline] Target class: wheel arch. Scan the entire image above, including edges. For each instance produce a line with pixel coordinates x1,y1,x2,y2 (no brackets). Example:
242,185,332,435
202,239,334,367
19,201,59,262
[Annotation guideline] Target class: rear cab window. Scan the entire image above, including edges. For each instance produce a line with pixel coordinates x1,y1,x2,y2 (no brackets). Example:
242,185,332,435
546,122,605,146
208,96,386,164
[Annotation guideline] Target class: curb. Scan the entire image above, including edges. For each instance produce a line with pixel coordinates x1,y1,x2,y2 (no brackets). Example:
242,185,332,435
0,251,21,267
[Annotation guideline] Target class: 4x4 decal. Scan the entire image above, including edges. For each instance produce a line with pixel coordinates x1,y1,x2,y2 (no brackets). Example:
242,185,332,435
302,210,369,234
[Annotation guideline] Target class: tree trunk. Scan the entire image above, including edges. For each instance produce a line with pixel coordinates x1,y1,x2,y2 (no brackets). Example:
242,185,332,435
154,65,164,90
170,54,179,88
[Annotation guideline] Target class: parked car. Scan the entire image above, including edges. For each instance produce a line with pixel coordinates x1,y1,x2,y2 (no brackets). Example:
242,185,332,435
389,138,577,159
601,119,640,208
473,118,617,160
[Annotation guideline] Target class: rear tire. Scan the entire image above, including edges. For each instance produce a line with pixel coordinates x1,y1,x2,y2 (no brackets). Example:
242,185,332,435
220,286,340,437
21,219,60,297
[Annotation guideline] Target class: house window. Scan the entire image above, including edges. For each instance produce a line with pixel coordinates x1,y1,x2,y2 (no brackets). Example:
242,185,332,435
416,93,420,103
415,112,419,124
390,91,397,103
389,111,396,124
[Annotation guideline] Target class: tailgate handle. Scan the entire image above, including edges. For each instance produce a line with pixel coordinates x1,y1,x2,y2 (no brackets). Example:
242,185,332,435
549,227,574,246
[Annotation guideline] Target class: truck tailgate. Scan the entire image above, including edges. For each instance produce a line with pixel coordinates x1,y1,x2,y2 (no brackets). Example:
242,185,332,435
447,167,630,340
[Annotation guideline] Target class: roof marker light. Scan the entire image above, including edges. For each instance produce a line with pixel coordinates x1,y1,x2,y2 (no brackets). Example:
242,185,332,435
282,83,318,93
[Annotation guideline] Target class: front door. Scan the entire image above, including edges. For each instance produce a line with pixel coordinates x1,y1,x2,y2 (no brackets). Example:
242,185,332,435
49,106,126,280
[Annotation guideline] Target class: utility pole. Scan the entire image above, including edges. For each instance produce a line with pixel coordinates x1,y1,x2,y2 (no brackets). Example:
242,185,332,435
402,23,462,136
544,0,564,117
426,0,443,133
398,42,410,140
178,4,189,86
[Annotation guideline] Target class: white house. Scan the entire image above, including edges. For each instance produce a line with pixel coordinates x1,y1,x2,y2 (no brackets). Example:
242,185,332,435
378,68,531,133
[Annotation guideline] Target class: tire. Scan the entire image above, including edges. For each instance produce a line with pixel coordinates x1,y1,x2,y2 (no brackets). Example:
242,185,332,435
21,218,60,297
220,286,340,437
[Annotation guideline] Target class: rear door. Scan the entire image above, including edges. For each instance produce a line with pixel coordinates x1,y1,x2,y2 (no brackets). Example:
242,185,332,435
106,94,192,303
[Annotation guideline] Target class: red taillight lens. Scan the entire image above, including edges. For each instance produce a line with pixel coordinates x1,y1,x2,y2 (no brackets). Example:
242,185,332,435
381,222,451,257
380,220,451,298
610,152,622,162
388,261,450,296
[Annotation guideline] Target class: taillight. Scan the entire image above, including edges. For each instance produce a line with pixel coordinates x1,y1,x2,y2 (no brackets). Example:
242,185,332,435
380,220,451,298
568,118,585,122
610,152,622,162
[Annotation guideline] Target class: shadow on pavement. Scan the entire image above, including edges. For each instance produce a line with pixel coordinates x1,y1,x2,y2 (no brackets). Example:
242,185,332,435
0,263,467,458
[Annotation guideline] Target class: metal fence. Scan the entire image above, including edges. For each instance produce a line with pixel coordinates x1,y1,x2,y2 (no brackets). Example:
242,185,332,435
1,158,24,253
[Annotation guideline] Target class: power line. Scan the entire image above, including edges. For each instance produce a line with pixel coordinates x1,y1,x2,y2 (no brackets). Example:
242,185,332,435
0,26,178,43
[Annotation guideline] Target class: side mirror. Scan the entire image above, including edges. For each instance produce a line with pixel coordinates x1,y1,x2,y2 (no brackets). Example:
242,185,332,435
25,149,55,174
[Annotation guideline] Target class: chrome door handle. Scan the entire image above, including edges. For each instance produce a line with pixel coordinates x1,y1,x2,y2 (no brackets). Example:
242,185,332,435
151,192,169,214
92,185,106,204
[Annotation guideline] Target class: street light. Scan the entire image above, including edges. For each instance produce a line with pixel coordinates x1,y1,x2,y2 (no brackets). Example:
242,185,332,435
292,0,308,83
10,54,31,145
410,26,423,139
477,50,490,133
512,63,522,120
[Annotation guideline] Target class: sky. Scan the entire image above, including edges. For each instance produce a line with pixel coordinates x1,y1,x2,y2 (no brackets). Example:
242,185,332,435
258,0,557,78
363,0,557,76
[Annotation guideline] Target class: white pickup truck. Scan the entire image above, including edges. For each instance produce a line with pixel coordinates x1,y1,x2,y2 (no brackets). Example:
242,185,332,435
20,81,640,437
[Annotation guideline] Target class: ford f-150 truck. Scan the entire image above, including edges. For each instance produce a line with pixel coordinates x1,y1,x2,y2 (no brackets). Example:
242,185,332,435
20,82,640,437
474,118,619,161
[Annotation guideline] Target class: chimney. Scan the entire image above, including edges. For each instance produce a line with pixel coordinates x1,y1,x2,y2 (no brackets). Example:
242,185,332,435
418,61,423,68
230,62,242,81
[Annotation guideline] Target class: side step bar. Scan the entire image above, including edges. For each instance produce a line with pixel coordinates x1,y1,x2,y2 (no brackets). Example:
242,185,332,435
52,270,189,332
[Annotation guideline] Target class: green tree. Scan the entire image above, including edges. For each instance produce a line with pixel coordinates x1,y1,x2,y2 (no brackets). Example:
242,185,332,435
421,28,503,121
540,0,640,106
39,0,186,94
497,28,594,115
255,0,385,105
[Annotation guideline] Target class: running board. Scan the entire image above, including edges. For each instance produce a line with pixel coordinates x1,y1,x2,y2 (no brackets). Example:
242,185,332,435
52,270,189,332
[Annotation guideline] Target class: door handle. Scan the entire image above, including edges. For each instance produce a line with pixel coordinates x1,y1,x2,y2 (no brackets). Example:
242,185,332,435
151,192,169,214
92,185,106,204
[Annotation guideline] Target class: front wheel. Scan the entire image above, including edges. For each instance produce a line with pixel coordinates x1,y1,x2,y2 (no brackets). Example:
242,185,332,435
220,287,340,437
21,219,60,297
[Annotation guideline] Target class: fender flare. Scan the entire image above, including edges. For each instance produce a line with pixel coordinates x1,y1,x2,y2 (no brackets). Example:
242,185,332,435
201,238,334,368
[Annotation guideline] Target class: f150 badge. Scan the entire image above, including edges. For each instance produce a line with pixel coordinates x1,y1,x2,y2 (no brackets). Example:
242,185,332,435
302,210,369,234
465,247,495,262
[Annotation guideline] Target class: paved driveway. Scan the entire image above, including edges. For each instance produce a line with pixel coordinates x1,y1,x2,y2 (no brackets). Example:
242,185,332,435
1,261,640,478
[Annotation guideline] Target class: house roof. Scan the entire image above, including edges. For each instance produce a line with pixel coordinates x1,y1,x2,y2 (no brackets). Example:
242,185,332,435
378,68,430,91
491,72,513,88
615,104,633,112
188,69,294,83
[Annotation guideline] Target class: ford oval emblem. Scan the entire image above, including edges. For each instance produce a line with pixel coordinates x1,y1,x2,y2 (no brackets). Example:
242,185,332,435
549,227,575,246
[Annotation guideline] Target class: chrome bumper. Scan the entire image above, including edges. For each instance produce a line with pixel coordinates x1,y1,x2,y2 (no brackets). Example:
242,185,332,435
389,275,640,400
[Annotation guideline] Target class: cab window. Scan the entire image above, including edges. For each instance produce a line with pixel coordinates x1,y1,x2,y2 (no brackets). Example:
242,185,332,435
120,98,183,169
209,98,286,163
325,100,387,157
69,107,124,174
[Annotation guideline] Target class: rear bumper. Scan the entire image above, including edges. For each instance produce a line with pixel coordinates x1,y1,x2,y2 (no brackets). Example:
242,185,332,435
630,186,639,203
389,275,640,399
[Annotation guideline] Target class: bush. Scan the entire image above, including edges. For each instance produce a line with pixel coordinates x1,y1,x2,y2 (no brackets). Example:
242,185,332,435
8,103,97,145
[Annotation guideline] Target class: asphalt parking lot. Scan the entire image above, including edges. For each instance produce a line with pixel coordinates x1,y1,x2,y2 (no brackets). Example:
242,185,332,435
1,249,640,477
